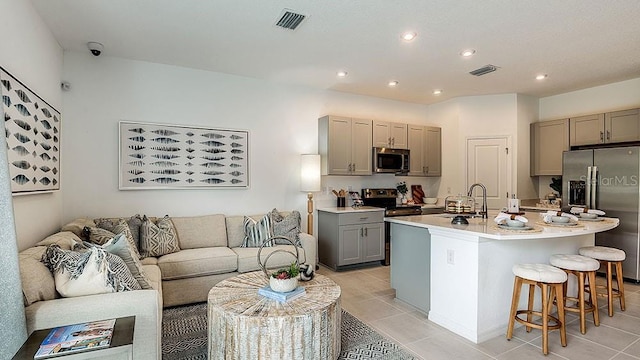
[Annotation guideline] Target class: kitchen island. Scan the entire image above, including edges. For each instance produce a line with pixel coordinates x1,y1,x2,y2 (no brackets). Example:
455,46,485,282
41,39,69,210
386,213,619,343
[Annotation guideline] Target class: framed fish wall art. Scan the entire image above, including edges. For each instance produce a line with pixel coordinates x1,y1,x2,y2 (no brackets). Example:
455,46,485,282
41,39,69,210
1,67,61,194
119,121,249,189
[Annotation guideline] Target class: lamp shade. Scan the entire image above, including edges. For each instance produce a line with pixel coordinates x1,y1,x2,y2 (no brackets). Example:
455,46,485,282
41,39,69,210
300,154,321,192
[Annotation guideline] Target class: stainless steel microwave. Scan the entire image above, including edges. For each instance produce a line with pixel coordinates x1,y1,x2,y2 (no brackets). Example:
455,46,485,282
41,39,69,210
373,147,410,174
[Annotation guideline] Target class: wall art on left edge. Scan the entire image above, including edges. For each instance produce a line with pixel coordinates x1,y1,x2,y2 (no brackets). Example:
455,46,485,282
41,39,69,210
119,121,249,189
1,67,61,194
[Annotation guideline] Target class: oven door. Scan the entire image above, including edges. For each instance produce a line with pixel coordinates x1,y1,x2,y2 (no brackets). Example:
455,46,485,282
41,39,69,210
373,148,407,173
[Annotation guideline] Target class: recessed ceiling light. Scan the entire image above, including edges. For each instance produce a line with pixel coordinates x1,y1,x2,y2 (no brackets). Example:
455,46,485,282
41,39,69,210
536,74,548,80
433,89,443,95
460,49,476,57
388,80,399,87
401,32,417,41
337,71,348,78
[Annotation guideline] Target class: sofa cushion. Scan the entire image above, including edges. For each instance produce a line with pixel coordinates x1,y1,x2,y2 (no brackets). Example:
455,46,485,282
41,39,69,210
233,245,306,273
19,246,58,306
140,256,158,266
157,247,238,280
36,231,83,250
41,245,141,297
140,215,180,257
94,214,144,249
171,214,227,249
61,218,96,238
225,216,246,248
270,209,301,246
242,214,273,248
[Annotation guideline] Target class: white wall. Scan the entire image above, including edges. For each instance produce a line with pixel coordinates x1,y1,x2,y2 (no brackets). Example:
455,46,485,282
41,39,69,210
60,52,430,234
539,77,640,120
0,1,63,249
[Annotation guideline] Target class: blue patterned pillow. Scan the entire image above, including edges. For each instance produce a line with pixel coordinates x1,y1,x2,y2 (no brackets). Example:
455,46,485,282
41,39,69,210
242,215,273,247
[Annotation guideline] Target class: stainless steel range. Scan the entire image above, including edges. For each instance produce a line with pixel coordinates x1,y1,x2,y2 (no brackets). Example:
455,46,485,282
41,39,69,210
361,188,422,265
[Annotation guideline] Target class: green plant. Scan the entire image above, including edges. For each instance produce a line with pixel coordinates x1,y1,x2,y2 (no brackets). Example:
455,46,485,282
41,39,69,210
550,177,562,196
271,262,300,279
396,181,408,195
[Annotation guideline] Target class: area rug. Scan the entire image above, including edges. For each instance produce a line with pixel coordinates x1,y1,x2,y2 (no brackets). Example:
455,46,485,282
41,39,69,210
162,302,416,360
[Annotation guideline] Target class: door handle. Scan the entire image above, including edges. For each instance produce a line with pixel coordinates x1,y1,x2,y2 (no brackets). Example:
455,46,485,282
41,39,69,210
360,228,364,237
600,131,604,142
606,130,611,141
392,137,395,146
425,166,429,174
388,137,392,146
352,163,356,172
364,227,368,236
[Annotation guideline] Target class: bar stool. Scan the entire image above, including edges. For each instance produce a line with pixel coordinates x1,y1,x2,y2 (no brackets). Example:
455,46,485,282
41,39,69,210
579,246,626,317
506,263,567,355
549,254,600,334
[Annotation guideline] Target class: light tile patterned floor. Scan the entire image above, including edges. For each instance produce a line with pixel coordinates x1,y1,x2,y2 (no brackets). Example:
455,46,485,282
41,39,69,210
318,264,640,360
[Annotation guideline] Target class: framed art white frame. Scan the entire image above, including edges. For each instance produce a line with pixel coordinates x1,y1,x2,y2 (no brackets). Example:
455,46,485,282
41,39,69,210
119,121,249,189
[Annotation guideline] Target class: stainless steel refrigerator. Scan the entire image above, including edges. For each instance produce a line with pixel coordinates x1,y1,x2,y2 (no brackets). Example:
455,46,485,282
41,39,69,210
562,147,640,282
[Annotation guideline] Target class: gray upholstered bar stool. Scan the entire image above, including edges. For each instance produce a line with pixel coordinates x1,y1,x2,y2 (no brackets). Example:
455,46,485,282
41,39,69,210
579,246,626,317
549,254,600,334
506,263,568,355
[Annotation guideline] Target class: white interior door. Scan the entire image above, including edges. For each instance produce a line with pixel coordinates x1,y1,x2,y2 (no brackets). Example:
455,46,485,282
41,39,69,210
466,137,511,210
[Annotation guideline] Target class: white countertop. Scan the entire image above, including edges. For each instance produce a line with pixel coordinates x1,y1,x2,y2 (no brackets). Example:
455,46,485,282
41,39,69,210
385,212,619,240
318,206,385,214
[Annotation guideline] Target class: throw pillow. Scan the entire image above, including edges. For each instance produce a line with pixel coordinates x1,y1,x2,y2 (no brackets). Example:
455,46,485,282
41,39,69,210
113,220,142,259
139,215,180,257
242,214,273,247
269,209,302,246
85,233,152,290
41,245,141,297
95,214,144,250
82,226,116,245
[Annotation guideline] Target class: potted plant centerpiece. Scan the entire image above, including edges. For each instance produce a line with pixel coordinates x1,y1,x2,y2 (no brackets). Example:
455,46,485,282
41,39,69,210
270,262,300,293
396,181,408,204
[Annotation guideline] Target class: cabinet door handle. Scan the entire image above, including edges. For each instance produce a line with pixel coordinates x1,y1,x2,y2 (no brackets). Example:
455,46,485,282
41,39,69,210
359,217,368,221
364,227,368,236
360,228,364,237
388,137,392,146
392,137,395,146
353,163,356,172
425,166,429,174
606,130,611,141
348,163,353,171
600,131,604,142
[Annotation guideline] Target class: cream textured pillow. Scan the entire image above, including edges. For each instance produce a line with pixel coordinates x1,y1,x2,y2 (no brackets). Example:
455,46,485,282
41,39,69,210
41,245,141,297
270,209,302,246
86,233,152,289
242,214,273,247
139,215,180,257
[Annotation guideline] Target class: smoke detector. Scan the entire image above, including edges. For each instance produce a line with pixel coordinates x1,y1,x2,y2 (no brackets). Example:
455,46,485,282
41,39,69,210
275,9,306,30
469,64,499,76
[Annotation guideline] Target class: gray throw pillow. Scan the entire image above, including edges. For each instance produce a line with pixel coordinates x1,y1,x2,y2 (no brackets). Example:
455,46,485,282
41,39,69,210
242,214,273,247
95,214,144,250
269,209,301,246
139,215,180,257
83,226,116,245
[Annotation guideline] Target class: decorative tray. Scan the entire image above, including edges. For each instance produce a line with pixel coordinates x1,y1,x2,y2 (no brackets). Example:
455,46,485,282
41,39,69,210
497,224,534,231
577,217,604,222
536,221,582,227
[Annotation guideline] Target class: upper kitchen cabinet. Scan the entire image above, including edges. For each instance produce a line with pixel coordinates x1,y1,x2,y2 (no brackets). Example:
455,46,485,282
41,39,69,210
373,121,408,149
570,108,640,146
319,115,373,176
407,125,441,177
530,119,569,176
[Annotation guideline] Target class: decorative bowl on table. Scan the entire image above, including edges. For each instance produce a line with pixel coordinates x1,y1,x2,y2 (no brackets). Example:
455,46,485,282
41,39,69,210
270,277,298,293
505,219,525,227
551,216,570,223
424,197,438,205
580,213,598,219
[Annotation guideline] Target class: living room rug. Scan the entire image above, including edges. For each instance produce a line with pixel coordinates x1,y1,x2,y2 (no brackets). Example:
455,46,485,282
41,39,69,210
162,302,416,360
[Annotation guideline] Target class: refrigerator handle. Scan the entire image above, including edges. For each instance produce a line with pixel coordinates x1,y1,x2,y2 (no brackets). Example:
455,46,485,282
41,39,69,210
586,166,592,208
591,166,598,209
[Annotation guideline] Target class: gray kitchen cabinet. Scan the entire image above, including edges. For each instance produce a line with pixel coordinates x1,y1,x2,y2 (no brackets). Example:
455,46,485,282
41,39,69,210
319,115,372,175
373,120,408,149
570,108,640,146
317,209,384,270
407,125,441,177
530,119,569,176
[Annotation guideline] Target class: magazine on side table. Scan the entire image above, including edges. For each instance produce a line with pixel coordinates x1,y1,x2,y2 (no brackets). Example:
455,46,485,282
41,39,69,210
34,319,116,359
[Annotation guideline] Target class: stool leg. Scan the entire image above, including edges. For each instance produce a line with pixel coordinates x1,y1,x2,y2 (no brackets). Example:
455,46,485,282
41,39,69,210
507,276,522,340
587,270,599,327
578,271,586,334
527,283,535,332
554,283,567,347
541,283,549,355
615,261,625,311
606,261,614,317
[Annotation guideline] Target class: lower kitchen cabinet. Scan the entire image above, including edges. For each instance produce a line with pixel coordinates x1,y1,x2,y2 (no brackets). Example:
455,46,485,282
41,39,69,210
317,208,384,270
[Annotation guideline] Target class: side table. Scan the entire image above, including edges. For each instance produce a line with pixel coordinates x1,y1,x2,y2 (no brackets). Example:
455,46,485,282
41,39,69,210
12,316,135,360
208,271,341,360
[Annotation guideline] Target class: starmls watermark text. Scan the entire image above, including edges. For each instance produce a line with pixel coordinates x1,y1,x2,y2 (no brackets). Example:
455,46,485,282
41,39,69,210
580,175,638,186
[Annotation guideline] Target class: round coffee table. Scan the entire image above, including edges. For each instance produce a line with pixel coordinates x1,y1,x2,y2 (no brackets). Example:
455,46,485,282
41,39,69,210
207,271,341,360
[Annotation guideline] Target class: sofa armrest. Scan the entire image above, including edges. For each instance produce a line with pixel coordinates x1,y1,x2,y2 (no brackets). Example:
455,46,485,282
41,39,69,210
298,232,317,270
25,290,160,360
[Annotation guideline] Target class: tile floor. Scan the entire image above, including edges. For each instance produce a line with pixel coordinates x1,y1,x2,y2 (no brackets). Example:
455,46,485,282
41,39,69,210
318,264,640,360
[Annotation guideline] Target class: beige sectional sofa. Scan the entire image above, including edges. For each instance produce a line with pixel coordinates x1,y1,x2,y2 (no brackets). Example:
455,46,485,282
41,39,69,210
18,211,317,360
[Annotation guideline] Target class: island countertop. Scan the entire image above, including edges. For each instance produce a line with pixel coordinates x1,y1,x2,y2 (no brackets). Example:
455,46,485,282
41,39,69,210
385,212,619,240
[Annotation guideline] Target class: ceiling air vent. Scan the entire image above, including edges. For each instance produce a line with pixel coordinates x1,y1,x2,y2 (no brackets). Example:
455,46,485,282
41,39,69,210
275,10,306,30
469,64,498,76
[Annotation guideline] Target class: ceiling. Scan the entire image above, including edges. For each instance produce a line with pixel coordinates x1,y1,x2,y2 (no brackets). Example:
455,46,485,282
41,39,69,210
31,0,640,105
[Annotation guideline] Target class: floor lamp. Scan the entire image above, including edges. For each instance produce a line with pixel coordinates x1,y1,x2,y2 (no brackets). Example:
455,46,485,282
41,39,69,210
300,154,321,235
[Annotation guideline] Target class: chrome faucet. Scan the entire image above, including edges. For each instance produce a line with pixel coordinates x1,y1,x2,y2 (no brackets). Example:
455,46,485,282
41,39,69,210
467,183,488,219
